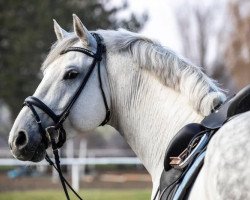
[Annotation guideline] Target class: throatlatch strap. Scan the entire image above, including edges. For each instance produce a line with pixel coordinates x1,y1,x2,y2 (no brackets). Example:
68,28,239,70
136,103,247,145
97,61,111,126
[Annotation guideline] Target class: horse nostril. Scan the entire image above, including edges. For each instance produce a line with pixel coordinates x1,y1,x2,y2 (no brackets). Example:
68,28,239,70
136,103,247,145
9,142,12,150
15,130,28,149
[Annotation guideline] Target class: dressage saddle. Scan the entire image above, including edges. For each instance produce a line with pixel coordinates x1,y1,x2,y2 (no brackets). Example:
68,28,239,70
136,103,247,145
159,84,250,200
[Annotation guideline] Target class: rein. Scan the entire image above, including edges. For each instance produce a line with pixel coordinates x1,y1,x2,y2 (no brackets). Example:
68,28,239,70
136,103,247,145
23,33,110,200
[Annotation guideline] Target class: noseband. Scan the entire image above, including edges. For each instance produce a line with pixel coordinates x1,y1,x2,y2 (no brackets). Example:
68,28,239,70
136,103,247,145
23,33,110,200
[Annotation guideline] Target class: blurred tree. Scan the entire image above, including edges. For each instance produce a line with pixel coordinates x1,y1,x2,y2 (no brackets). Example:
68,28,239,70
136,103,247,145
174,1,235,90
0,100,11,138
223,0,250,90
0,0,148,117
175,1,214,69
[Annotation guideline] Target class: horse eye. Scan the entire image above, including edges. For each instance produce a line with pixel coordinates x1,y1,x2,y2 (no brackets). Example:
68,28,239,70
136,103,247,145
63,70,79,80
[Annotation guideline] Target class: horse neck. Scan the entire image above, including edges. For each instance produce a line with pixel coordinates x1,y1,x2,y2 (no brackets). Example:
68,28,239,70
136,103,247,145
106,54,204,182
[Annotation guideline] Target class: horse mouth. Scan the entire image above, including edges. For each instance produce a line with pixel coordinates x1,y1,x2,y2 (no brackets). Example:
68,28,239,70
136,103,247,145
29,132,50,162
30,143,47,162
29,143,46,162
11,141,47,163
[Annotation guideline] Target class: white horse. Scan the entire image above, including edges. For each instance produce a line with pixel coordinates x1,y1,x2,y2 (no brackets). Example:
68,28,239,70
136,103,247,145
8,14,250,200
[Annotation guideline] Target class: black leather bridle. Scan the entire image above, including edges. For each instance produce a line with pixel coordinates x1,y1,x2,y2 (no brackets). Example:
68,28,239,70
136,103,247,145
23,33,110,200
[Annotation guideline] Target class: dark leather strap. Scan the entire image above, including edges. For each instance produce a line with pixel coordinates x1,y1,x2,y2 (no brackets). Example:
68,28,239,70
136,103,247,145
24,101,49,148
61,47,97,58
24,96,60,123
97,60,111,126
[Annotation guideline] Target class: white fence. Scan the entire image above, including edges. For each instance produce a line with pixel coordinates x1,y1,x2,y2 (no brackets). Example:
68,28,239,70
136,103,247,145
0,157,142,191
0,139,143,191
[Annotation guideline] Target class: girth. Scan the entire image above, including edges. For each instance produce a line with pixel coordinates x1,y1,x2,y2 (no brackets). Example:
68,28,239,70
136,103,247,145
158,84,250,200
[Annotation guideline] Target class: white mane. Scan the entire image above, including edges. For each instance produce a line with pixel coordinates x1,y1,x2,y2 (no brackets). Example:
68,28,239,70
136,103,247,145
42,29,226,115
96,29,226,115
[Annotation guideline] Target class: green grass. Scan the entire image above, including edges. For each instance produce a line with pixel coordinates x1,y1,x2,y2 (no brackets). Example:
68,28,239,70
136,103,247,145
0,166,15,171
0,189,151,200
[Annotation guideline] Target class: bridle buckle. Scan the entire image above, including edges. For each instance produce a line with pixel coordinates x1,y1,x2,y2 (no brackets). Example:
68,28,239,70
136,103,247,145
46,126,59,146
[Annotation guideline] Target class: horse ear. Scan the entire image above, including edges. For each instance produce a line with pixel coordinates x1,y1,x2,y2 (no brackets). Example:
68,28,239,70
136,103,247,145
53,19,69,41
72,14,90,46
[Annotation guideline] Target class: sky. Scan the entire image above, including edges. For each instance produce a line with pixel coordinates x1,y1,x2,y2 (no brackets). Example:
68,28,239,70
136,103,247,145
113,0,182,53
127,0,182,53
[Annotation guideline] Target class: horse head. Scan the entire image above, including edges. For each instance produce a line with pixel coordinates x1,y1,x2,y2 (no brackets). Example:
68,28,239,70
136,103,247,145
8,14,110,162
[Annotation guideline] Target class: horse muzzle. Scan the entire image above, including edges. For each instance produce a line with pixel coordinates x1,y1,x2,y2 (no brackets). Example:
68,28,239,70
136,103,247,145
9,128,47,162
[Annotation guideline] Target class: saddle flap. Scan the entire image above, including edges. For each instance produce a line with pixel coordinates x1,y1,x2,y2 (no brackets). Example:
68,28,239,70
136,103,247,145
164,123,205,171
201,97,231,129
227,84,250,118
